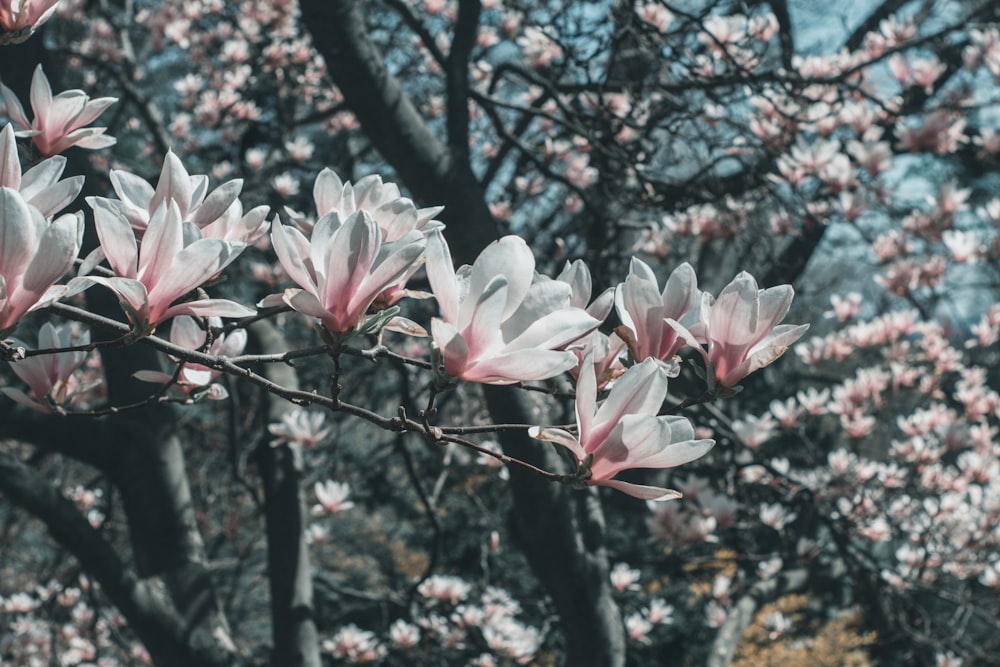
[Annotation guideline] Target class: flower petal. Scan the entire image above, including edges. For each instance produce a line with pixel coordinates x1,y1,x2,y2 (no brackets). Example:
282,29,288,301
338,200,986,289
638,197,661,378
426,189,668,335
591,479,682,501
528,426,585,461
425,229,459,324
271,218,317,293
160,298,255,321
90,198,137,279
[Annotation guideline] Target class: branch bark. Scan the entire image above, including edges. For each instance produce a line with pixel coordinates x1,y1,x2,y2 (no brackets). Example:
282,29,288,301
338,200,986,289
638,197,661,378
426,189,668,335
299,0,495,264
251,320,321,667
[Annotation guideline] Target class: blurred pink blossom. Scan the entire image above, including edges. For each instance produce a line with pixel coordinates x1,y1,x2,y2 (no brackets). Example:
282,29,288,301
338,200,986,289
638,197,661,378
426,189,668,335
1,321,90,412
269,408,331,449
311,480,354,515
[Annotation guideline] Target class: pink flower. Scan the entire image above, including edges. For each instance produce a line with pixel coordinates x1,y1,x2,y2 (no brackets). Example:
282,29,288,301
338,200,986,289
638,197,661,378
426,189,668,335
0,65,116,156
637,2,674,33
0,123,83,217
0,0,59,45
271,172,299,197
557,258,614,319
0,186,82,335
76,198,253,334
426,232,600,384
265,210,426,335
285,169,443,307
388,620,420,649
295,169,443,241
417,575,472,604
615,259,702,366
1,321,90,412
610,563,641,592
566,330,627,389
322,625,386,663
626,613,653,643
517,26,563,68
311,480,354,515
97,150,270,244
530,353,715,500
557,259,625,386
672,272,809,388
133,316,246,400
268,408,331,449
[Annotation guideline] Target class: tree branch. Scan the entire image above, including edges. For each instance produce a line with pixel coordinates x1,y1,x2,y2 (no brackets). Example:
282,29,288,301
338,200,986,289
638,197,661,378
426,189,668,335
446,0,481,160
298,0,496,264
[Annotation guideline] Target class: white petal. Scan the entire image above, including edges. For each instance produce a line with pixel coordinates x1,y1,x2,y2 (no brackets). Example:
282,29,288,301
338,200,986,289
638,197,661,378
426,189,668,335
592,479,682,501
425,229,460,324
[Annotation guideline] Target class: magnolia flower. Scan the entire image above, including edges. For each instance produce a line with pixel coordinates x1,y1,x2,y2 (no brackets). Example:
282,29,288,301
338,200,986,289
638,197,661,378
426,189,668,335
610,563,641,592
1,321,90,412
0,65,116,156
322,625,387,663
284,169,443,306
264,210,426,335
268,408,331,448
615,259,702,364
672,272,809,388
626,613,653,644
557,259,625,386
417,575,472,604
76,197,252,334
0,0,59,45
0,186,82,336
426,232,600,384
133,316,246,400
96,150,270,244
312,480,354,515
388,619,420,649
0,123,83,217
644,599,675,625
566,329,627,389
289,168,444,241
557,258,614,320
530,353,715,500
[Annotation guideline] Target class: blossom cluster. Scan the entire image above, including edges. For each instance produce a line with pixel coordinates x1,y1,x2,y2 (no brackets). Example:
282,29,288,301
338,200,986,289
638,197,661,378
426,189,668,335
0,67,810,504
319,578,544,665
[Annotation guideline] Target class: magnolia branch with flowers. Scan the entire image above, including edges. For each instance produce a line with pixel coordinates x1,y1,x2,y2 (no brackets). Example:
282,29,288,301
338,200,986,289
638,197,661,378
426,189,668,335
0,64,809,503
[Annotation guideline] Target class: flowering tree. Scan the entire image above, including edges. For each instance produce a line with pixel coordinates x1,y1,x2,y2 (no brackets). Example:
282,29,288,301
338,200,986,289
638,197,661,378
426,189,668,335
0,1,999,667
